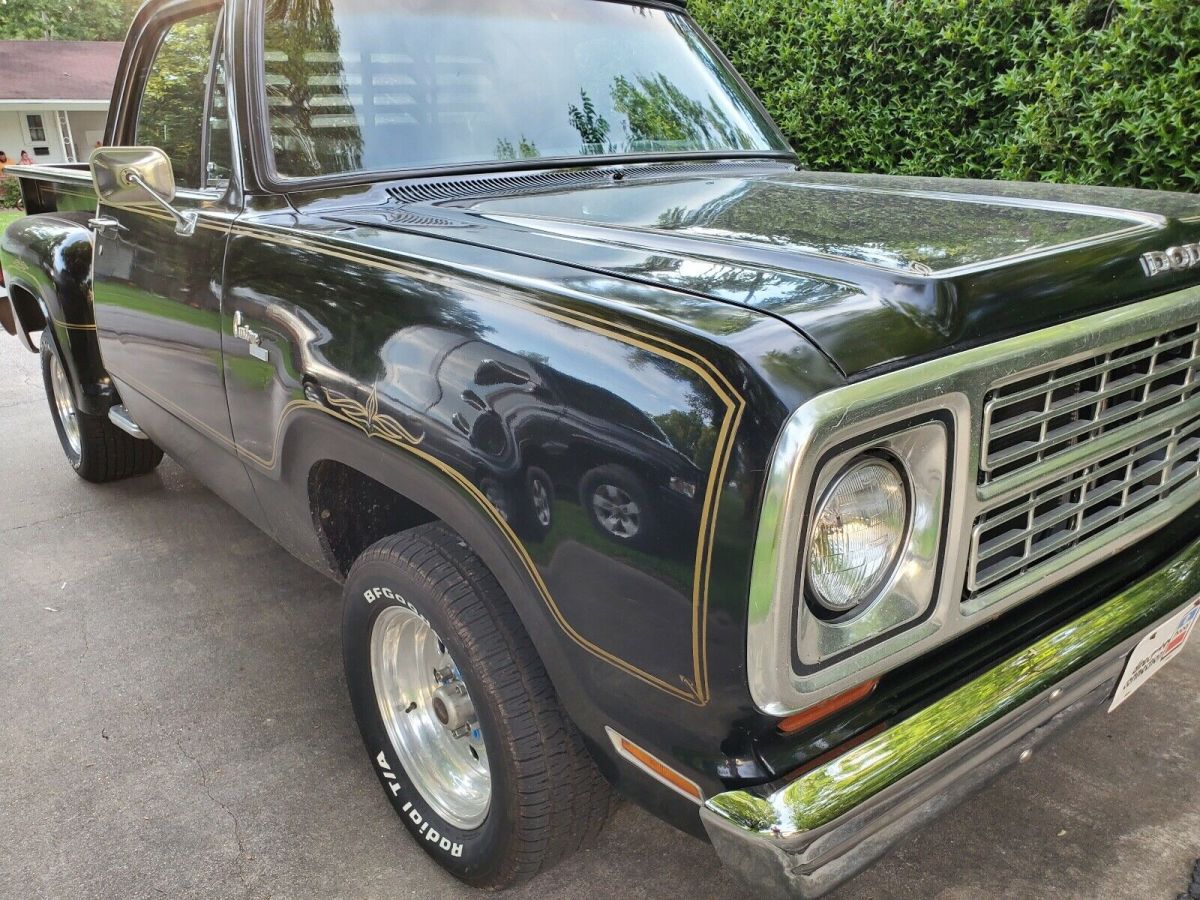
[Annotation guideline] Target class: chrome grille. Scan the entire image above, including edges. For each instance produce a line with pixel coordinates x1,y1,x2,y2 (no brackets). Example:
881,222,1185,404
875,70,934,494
970,413,1200,595
981,323,1200,483
970,320,1200,602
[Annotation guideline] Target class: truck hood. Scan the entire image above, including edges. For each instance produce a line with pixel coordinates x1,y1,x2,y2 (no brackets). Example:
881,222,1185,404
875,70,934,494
314,164,1200,376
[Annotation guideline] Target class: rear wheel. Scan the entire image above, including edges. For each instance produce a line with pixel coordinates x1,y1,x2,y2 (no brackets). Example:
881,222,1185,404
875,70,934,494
41,332,163,482
342,523,614,888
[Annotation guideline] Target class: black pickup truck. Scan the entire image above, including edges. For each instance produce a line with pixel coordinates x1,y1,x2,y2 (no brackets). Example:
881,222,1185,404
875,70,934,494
4,0,1200,895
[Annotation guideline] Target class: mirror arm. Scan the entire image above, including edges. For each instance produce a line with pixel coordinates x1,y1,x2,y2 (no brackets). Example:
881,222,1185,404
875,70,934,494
124,170,198,237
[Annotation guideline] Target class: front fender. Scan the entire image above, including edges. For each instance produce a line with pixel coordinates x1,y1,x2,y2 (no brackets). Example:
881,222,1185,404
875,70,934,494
220,219,846,833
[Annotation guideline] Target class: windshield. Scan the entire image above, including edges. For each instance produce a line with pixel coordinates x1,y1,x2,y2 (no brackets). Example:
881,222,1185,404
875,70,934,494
260,0,790,178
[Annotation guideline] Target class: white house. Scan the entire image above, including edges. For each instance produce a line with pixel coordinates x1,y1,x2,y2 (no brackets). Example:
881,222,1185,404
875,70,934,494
0,41,122,165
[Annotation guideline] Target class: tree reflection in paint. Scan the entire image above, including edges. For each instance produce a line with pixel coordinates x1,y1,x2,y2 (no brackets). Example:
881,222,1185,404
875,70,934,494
263,0,365,176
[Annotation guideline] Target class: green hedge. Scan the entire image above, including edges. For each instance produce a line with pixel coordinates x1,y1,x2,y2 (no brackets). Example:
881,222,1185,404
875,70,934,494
691,0,1200,192
0,176,21,210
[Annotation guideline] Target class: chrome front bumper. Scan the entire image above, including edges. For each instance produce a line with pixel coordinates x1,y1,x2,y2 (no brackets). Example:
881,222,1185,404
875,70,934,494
702,536,1200,898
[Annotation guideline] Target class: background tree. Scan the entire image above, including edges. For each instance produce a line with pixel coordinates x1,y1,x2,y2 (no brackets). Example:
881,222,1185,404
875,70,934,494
135,15,217,188
0,0,142,40
262,0,364,175
611,73,753,152
567,90,614,155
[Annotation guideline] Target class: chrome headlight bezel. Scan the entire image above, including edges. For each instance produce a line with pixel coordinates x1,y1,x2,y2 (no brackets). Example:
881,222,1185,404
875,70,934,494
748,389,972,716
794,414,953,669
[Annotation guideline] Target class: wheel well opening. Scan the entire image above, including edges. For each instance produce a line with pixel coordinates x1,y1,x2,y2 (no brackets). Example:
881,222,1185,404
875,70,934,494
9,283,46,342
308,459,439,576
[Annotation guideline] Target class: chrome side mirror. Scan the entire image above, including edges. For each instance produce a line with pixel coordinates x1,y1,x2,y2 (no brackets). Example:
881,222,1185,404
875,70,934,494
89,147,197,237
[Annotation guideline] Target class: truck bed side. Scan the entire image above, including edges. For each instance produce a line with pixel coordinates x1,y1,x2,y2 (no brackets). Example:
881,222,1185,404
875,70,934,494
0,165,116,415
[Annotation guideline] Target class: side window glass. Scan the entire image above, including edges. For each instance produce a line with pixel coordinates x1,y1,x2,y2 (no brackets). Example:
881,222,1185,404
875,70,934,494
206,46,233,189
136,9,220,189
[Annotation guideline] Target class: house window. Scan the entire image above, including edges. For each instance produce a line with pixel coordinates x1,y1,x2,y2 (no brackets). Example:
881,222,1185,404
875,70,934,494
26,114,46,142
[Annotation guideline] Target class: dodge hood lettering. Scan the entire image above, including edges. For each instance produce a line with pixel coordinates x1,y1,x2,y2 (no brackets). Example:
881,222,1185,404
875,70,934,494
1141,242,1200,277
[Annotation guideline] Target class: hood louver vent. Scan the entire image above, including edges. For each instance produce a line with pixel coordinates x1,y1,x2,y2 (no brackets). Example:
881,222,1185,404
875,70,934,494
385,160,791,206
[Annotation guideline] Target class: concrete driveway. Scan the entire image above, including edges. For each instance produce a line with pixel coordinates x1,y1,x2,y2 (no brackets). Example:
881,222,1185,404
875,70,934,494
1,339,1197,900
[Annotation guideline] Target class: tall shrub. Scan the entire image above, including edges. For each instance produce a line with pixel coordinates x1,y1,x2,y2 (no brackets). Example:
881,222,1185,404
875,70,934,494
0,177,22,210
690,0,1200,192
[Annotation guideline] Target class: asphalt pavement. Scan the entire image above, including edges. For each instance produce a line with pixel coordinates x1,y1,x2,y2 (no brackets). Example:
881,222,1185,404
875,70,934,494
1,338,1197,900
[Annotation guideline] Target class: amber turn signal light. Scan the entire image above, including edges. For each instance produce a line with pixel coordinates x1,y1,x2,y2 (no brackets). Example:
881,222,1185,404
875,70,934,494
605,727,703,802
777,679,879,734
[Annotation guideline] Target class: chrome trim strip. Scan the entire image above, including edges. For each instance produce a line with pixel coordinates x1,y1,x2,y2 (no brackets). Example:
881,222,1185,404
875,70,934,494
6,164,93,184
782,179,1169,227
749,283,1200,715
492,211,1159,281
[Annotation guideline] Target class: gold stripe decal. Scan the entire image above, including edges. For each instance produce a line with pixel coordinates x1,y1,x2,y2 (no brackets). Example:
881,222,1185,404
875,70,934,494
323,385,425,447
53,318,98,331
103,210,746,706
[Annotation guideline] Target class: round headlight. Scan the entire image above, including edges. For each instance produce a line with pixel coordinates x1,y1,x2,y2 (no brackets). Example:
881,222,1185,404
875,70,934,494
807,456,909,615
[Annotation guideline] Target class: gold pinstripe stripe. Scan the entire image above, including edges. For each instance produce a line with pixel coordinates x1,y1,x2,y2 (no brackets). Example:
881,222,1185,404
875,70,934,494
52,318,98,331
100,207,748,704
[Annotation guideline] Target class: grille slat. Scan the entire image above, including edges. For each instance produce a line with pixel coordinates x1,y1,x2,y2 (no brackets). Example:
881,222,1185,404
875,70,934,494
972,436,1200,594
969,320,1200,604
984,393,1200,482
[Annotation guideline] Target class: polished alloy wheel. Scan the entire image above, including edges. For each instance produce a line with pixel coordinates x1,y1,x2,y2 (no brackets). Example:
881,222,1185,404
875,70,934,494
591,483,641,539
49,353,82,456
531,477,552,527
370,604,491,829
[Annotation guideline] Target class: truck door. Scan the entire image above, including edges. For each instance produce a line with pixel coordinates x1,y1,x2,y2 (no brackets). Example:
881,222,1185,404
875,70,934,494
91,4,264,525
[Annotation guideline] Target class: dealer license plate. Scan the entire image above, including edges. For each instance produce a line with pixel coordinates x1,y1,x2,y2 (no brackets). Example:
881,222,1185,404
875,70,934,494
1110,597,1200,712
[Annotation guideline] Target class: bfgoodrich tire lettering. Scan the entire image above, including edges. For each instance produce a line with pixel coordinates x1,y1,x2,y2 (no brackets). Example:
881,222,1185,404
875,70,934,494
342,523,614,888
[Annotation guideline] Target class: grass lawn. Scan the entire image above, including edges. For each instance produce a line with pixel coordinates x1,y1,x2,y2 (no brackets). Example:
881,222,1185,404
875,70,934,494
0,208,23,232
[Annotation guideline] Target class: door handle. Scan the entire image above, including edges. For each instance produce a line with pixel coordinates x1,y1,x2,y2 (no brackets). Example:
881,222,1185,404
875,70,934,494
88,216,126,236
233,310,269,360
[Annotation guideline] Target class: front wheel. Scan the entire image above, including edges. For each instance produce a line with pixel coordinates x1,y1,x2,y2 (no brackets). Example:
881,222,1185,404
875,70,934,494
342,523,614,888
41,332,163,482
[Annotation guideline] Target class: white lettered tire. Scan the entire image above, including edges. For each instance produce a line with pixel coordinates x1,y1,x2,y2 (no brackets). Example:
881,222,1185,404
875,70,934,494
341,523,614,888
